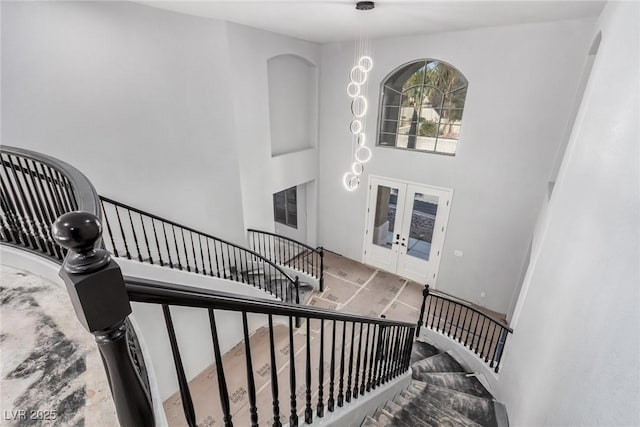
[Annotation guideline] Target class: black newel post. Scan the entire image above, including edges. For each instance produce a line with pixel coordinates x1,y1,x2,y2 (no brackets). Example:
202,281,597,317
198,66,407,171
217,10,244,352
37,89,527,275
53,211,155,427
416,284,430,337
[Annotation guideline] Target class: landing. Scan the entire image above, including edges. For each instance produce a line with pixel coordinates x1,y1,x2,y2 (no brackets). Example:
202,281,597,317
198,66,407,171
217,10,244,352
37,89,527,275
0,266,117,426
314,251,505,323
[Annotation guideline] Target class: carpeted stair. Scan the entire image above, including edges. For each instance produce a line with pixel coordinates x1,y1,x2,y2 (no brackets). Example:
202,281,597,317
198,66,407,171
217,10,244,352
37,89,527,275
362,340,507,427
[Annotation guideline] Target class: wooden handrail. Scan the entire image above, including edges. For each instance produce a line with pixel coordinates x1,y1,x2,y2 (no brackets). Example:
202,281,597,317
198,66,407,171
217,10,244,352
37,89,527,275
125,275,416,328
428,289,513,332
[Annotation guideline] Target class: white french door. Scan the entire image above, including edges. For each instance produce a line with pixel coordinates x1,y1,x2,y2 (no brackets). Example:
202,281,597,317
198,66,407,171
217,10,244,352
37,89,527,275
364,177,452,285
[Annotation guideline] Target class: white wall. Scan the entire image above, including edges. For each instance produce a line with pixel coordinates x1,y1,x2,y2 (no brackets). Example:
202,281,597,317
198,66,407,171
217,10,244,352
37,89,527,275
226,23,321,243
497,2,639,425
317,19,595,313
1,1,246,244
506,30,601,320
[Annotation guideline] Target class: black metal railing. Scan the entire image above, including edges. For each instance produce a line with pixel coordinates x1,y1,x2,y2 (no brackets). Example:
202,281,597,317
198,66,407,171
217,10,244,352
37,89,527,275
52,211,416,427
3,146,515,427
126,278,415,427
416,285,513,372
0,146,154,427
247,228,324,291
0,146,100,260
100,197,300,304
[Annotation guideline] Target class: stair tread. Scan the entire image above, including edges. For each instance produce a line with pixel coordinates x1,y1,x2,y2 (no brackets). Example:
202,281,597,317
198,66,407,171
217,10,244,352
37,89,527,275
374,408,395,426
410,340,440,364
386,403,432,427
399,389,483,427
412,380,494,404
383,400,403,414
417,372,493,399
411,352,465,374
393,412,433,427
361,416,380,427
363,341,505,427
409,381,497,427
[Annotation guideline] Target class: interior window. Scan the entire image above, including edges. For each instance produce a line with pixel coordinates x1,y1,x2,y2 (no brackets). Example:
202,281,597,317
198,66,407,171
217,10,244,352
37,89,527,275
273,186,297,228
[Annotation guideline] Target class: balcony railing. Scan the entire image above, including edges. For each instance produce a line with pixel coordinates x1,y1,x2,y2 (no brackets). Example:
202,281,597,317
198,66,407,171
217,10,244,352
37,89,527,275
416,285,513,372
0,146,100,260
247,228,324,291
100,197,302,304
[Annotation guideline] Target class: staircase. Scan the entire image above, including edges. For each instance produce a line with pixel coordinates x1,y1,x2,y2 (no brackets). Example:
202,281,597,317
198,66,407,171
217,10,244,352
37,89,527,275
362,340,508,427
1,146,513,427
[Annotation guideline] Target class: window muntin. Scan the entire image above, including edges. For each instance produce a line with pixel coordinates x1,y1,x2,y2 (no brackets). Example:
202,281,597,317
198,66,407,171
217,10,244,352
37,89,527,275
378,60,468,155
273,186,297,228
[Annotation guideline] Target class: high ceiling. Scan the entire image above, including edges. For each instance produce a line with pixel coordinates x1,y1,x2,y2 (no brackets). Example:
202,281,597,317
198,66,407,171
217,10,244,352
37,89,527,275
137,0,605,43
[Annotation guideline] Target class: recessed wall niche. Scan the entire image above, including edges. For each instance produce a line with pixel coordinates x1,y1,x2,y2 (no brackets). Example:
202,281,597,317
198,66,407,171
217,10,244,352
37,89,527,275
267,54,318,157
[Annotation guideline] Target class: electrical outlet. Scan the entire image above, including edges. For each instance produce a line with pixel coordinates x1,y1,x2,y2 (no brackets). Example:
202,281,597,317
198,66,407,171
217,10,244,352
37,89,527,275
454,250,463,257
480,291,486,298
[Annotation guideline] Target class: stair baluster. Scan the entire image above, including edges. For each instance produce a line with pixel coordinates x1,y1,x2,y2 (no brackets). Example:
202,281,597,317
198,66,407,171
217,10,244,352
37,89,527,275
328,319,336,412
317,319,325,417
346,321,356,402
241,312,259,427
267,315,282,427
366,324,377,392
353,322,364,399
305,318,313,424
360,323,371,395
288,316,299,427
337,320,346,407
208,309,233,427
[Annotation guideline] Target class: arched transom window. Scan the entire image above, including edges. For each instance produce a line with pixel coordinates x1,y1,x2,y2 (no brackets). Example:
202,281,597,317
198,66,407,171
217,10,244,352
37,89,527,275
378,59,468,155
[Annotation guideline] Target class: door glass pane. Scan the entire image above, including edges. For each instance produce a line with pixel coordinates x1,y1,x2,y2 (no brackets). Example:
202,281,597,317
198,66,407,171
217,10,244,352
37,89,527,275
372,186,398,248
407,193,439,260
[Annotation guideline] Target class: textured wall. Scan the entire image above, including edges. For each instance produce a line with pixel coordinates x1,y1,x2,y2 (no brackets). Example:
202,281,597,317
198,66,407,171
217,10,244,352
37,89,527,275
497,2,640,424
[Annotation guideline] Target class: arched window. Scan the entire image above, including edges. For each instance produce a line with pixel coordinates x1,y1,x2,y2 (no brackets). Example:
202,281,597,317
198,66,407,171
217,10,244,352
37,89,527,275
378,59,468,155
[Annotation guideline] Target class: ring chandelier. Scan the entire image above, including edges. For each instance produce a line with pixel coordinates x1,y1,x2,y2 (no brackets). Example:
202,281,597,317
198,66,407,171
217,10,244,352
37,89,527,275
343,54,374,191
342,1,374,192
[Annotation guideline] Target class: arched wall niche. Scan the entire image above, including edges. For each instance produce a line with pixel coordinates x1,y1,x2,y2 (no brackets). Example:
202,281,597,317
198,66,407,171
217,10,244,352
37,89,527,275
267,54,318,157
